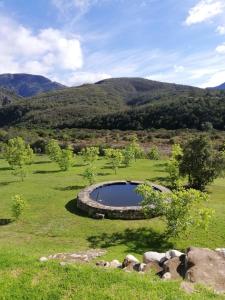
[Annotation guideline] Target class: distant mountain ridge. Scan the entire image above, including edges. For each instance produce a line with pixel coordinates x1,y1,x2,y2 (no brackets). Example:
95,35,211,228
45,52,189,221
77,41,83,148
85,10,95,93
0,73,66,97
0,76,225,130
209,82,225,90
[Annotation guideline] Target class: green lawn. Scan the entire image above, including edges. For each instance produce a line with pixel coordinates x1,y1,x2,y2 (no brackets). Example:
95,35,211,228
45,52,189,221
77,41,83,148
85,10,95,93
0,155,225,299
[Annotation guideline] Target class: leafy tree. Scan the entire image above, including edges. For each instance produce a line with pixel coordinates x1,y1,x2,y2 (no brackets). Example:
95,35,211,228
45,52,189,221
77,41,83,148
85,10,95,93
11,194,27,220
129,135,144,161
83,166,96,185
3,137,34,181
105,148,123,174
80,147,99,165
147,146,160,160
123,144,135,167
136,184,214,238
58,146,74,171
46,139,61,162
179,136,225,190
165,144,183,189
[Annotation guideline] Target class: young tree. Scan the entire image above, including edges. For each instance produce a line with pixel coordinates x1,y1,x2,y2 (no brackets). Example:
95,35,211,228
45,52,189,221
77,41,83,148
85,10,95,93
83,165,96,185
105,148,123,174
58,146,74,171
165,144,183,189
179,136,225,190
11,194,27,220
147,146,160,160
4,137,34,181
46,139,61,162
129,136,144,161
136,184,214,238
123,144,135,167
80,147,99,165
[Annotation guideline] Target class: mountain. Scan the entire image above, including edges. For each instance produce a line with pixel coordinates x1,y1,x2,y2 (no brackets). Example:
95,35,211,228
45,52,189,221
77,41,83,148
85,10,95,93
0,73,66,97
209,82,225,90
0,87,19,107
0,77,224,130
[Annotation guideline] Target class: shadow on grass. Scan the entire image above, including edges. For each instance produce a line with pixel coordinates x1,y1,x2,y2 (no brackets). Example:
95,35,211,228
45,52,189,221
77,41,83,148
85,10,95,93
148,176,170,186
34,170,61,174
97,172,111,176
0,167,11,171
55,185,85,191
0,181,14,187
65,199,90,218
33,160,51,165
87,227,173,254
0,219,13,226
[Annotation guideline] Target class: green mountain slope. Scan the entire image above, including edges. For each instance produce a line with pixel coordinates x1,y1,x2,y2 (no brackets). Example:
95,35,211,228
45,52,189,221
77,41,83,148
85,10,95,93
0,77,224,130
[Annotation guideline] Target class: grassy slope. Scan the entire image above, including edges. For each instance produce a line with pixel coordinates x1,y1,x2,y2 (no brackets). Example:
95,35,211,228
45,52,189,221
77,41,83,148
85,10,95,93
0,155,225,299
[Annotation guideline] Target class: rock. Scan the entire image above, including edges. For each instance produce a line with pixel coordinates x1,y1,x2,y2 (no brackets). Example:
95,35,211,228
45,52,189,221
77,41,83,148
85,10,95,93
109,260,122,269
60,262,67,266
143,261,163,276
215,248,225,257
93,213,105,219
165,250,184,260
138,263,146,272
162,272,171,280
123,262,137,272
163,256,186,279
122,254,139,267
96,261,110,267
186,247,225,293
143,251,166,264
39,257,48,262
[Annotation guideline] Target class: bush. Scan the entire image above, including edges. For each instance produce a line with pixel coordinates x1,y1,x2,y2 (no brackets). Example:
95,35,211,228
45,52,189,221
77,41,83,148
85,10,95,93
147,146,160,160
136,184,214,238
11,194,27,220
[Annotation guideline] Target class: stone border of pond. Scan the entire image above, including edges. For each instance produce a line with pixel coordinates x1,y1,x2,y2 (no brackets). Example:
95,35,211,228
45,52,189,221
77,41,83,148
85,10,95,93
77,181,170,220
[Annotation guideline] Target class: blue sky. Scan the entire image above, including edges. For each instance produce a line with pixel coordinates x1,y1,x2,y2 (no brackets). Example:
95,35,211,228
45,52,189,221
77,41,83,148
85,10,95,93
1,0,225,87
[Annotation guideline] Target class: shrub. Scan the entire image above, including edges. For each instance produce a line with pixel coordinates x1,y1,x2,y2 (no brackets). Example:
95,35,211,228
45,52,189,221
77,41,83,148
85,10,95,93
11,194,27,220
147,146,160,160
136,184,214,238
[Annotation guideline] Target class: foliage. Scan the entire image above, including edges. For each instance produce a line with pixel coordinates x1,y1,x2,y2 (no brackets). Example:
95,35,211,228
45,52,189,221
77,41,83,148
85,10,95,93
122,145,135,167
11,194,27,220
136,184,214,238
58,146,74,171
83,166,96,185
80,147,99,165
165,144,183,189
46,140,74,171
105,148,124,174
179,136,225,190
147,146,160,160
46,139,61,162
3,137,34,181
129,136,144,160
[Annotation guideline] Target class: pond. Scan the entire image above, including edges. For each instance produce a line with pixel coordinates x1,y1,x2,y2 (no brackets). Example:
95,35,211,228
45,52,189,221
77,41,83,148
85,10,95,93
90,182,142,207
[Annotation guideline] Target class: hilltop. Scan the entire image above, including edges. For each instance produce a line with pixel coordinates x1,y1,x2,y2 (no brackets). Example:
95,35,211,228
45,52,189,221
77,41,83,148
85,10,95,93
0,77,225,130
0,73,65,97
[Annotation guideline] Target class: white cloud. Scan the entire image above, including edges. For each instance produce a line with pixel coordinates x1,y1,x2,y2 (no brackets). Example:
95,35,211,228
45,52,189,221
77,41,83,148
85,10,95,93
185,0,225,26
216,25,225,34
0,15,83,78
216,43,225,53
52,0,98,15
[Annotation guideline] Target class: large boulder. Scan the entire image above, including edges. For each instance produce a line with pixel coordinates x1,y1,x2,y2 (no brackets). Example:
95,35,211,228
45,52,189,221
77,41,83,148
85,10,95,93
163,255,186,279
143,261,163,276
186,247,225,293
143,251,166,264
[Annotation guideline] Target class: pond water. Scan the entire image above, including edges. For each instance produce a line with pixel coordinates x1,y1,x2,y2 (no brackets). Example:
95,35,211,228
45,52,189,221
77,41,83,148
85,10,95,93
90,183,143,207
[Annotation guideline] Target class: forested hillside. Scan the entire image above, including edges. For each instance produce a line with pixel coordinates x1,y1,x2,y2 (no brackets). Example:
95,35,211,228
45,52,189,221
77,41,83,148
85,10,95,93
0,77,224,130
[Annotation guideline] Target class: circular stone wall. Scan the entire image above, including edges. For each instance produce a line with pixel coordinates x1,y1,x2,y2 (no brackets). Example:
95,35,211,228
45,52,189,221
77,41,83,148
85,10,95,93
77,181,170,220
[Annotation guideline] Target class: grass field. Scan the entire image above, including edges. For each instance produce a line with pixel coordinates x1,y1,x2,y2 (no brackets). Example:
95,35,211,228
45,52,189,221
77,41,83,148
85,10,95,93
0,155,225,299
